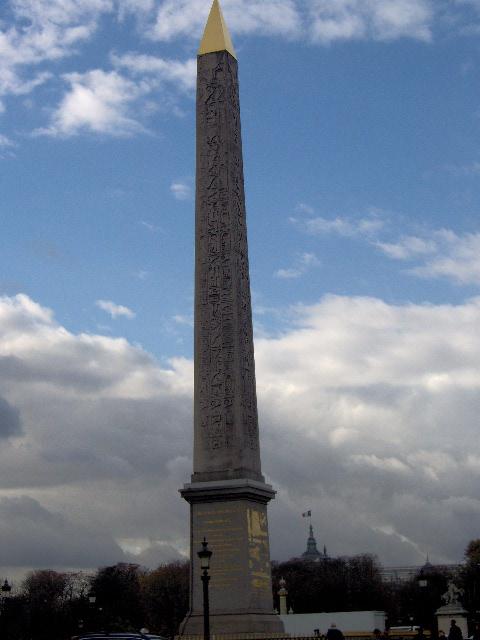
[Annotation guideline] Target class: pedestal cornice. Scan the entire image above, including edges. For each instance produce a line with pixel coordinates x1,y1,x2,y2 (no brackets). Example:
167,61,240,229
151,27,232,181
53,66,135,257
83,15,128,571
180,478,276,505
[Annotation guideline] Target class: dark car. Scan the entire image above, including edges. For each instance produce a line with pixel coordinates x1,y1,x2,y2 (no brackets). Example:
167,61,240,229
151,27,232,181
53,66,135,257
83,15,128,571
72,634,166,640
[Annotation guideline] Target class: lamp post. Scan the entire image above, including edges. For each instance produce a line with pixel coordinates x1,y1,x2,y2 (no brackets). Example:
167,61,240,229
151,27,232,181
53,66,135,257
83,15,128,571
198,538,212,640
418,570,428,589
0,580,11,636
1,580,11,598
417,570,429,628
1,579,11,612
87,589,96,631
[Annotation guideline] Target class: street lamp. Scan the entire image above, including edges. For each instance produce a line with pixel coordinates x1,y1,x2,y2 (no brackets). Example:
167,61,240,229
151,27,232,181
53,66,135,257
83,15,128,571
87,589,97,631
1,580,11,597
418,570,428,589
198,538,212,640
0,579,12,636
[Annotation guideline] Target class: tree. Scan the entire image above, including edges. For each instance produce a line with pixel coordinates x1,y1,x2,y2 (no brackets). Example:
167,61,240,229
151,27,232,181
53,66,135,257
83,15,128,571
23,569,68,606
392,567,449,630
458,539,480,617
272,554,388,614
90,563,145,632
21,569,70,640
141,560,189,637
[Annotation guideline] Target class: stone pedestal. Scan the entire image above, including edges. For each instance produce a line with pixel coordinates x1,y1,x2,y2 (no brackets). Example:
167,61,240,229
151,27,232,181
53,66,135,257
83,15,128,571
436,605,469,638
179,480,284,638
278,578,288,616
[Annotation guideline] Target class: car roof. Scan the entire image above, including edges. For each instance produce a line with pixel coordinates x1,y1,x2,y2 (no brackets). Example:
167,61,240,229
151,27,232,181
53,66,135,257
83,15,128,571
74,635,165,639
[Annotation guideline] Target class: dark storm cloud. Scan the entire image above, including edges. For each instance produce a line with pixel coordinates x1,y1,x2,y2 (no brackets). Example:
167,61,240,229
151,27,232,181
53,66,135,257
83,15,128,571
1,292,480,573
0,396,21,438
0,496,126,567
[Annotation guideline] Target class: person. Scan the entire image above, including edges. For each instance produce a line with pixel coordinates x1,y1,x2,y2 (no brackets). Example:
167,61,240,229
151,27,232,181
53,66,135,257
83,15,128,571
416,626,427,640
439,631,446,640
469,623,480,640
372,629,382,640
448,620,463,640
326,623,345,640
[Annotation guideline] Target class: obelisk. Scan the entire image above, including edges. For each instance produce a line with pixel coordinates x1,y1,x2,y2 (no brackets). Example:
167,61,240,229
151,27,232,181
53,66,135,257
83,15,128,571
179,1,284,637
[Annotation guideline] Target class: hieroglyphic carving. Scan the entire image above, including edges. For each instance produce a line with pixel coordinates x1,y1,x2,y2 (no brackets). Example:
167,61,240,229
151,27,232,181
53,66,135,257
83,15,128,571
194,51,261,477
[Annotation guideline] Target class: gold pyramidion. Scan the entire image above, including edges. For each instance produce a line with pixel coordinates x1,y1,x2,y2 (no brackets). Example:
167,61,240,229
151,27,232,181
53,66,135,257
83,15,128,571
198,0,236,59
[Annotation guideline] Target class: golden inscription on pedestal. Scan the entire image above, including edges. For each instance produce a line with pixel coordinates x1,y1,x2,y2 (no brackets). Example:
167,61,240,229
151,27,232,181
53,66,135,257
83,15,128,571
247,507,271,593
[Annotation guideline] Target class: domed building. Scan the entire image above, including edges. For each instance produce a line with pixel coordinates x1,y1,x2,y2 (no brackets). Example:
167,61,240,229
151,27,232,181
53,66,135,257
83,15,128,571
301,524,329,563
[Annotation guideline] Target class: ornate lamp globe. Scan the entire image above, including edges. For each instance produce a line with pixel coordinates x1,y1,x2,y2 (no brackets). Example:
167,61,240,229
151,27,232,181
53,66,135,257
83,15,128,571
198,538,212,571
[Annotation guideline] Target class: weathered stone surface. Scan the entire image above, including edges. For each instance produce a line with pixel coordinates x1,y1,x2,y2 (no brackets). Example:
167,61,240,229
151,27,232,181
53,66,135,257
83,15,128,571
179,41,284,638
179,489,282,636
193,50,262,485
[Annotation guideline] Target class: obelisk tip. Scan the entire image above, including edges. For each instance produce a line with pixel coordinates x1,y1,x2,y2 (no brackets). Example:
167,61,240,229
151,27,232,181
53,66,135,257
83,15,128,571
198,0,237,59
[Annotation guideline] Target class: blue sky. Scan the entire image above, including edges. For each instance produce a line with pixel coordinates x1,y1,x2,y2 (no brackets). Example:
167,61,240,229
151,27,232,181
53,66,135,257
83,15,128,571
2,0,480,358
1,0,480,579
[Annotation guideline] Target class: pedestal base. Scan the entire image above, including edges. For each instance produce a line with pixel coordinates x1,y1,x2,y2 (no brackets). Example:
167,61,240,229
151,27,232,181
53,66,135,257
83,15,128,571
179,479,284,638
179,612,285,638
436,605,468,637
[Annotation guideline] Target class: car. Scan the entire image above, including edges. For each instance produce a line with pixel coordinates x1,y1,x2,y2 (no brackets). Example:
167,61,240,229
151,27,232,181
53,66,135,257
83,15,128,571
72,633,166,640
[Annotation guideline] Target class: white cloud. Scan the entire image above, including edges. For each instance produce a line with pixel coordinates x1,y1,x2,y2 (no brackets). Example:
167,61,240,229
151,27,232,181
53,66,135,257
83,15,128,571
170,181,192,200
292,207,480,288
293,213,384,237
35,54,198,138
37,69,152,137
275,252,320,279
376,235,437,260
295,202,315,215
96,299,136,319
0,0,112,106
0,0,477,140
350,454,411,475
444,161,480,177
307,0,434,43
412,230,480,285
112,53,196,92
0,134,15,147
0,0,472,125
0,292,480,570
377,229,480,286
149,0,301,42
256,294,480,562
140,220,161,232
173,314,194,327
275,267,303,279
149,0,434,44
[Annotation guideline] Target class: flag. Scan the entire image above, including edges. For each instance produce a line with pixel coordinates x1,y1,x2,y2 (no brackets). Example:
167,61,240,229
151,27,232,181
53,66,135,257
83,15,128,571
302,510,311,517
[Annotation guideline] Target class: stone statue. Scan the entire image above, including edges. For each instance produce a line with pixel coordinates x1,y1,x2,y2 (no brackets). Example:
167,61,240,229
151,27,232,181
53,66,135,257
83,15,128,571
442,582,463,607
